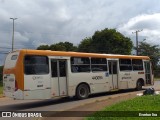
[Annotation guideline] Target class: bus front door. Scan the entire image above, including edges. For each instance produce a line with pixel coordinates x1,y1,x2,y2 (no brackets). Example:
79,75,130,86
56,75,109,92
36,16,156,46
51,59,67,97
108,60,118,90
144,61,152,84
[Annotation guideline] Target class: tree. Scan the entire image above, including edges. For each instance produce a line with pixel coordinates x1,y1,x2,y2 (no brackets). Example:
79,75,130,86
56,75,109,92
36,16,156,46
59,42,77,51
78,37,92,52
37,42,77,51
37,45,50,50
78,28,133,54
50,43,67,51
138,41,160,69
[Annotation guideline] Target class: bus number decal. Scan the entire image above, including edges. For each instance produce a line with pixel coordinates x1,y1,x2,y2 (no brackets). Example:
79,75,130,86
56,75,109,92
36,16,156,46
32,76,43,80
92,76,103,80
37,85,43,87
122,73,132,80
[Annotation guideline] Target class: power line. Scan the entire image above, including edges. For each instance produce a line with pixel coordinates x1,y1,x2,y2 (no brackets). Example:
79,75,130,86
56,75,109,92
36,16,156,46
0,47,12,49
0,52,8,54
0,44,36,49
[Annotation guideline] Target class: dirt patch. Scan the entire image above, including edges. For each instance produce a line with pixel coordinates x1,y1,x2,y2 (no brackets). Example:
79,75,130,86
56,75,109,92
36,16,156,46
0,94,4,98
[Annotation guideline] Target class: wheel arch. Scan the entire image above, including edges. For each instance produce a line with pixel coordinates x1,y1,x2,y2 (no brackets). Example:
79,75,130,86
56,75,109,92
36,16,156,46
137,78,145,86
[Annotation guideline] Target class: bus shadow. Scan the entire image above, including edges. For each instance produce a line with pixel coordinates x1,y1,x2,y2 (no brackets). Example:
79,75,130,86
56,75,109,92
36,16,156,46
0,97,73,111
0,89,145,111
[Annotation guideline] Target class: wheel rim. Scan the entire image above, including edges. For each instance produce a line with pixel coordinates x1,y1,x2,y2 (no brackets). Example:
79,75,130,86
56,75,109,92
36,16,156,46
79,87,86,97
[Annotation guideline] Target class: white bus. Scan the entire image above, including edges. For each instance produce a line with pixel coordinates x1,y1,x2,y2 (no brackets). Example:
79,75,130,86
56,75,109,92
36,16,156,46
3,49,154,100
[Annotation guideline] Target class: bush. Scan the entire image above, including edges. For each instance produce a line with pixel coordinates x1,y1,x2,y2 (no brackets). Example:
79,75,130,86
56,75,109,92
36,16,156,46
0,81,2,86
0,66,3,82
154,70,160,78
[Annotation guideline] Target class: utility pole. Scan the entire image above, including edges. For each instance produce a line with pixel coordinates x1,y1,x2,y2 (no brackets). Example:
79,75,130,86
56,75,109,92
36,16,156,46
10,18,18,51
132,29,143,55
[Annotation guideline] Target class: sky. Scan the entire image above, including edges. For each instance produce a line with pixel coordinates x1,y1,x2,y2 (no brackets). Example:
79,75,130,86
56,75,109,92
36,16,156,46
1,0,160,65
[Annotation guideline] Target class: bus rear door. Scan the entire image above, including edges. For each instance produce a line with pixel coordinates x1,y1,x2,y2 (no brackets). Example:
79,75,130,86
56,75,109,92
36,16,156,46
108,60,118,90
50,59,67,97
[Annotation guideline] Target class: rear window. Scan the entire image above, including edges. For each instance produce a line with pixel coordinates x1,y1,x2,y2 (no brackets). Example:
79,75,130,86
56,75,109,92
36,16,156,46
4,52,19,69
11,55,18,60
24,55,49,75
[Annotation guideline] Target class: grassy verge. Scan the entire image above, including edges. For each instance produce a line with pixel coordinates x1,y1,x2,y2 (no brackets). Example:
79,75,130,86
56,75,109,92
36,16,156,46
86,95,160,120
154,78,160,81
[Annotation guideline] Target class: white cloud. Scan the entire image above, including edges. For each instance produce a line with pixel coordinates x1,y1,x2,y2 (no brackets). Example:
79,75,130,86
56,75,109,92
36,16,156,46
1,0,160,64
118,13,160,44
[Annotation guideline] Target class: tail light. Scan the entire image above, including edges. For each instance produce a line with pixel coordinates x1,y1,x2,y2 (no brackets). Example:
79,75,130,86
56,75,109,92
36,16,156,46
15,80,18,91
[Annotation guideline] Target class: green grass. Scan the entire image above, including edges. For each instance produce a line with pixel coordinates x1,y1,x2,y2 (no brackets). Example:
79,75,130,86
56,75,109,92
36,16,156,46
86,95,160,120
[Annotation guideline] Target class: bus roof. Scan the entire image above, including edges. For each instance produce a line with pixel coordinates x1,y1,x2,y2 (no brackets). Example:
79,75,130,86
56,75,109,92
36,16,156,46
15,49,150,60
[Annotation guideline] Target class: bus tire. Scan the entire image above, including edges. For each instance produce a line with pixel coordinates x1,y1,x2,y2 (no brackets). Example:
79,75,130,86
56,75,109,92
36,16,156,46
76,84,89,99
136,80,142,91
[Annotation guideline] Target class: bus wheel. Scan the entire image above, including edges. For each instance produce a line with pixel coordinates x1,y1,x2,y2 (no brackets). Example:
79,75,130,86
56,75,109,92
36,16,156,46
136,80,142,91
76,84,89,99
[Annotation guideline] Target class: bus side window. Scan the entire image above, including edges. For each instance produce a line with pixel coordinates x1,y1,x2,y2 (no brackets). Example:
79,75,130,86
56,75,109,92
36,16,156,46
71,57,90,73
119,59,132,71
71,66,79,72
91,58,107,72
132,59,143,71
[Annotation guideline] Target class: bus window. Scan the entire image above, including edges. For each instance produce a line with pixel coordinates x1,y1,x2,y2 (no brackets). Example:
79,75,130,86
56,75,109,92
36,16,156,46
91,58,107,72
119,59,132,71
51,60,66,77
24,55,49,75
71,57,90,72
108,61,117,74
51,60,58,77
4,52,19,69
11,55,18,60
113,61,117,74
59,61,66,77
132,59,143,71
